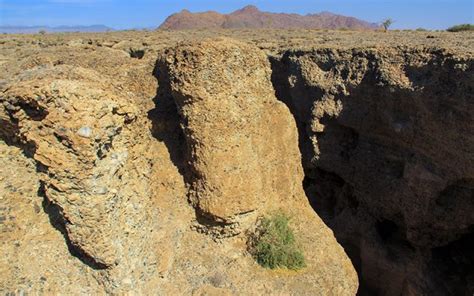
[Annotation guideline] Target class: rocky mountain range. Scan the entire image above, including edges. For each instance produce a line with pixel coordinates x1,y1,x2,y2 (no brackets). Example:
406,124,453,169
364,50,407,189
159,5,379,30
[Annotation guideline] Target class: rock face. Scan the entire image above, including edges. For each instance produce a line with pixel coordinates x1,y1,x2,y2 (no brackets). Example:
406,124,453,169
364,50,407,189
271,47,474,295
2,66,138,268
0,141,102,294
1,29,472,295
0,35,358,295
159,5,379,30
156,38,358,292
0,65,187,293
159,39,302,223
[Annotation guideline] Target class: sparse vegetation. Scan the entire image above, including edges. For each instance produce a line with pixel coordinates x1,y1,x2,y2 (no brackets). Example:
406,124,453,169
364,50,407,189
129,48,145,59
249,212,306,270
381,18,394,32
447,24,474,32
39,30,46,35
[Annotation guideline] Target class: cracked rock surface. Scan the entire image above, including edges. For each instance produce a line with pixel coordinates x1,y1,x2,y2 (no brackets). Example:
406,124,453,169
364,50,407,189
0,29,472,295
1,33,358,295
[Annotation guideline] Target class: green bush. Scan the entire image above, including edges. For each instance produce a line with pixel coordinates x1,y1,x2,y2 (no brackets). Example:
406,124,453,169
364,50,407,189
249,212,306,270
381,18,394,31
447,24,474,32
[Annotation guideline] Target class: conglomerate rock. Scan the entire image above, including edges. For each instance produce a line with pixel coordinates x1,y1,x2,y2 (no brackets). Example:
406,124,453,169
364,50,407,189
156,37,358,293
159,38,303,222
0,141,102,294
0,65,187,293
0,36,358,295
271,47,474,295
1,29,472,295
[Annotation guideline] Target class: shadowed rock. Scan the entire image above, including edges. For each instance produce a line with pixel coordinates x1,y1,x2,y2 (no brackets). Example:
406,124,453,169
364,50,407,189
157,37,359,294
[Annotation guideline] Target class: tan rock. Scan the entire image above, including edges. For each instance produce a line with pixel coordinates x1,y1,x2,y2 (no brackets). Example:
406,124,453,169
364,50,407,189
0,28,472,296
160,38,303,223
0,65,187,293
158,37,359,294
0,140,102,294
192,285,234,296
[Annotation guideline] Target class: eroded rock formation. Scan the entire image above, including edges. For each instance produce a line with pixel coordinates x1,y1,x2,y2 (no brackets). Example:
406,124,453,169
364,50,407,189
155,38,358,293
1,29,472,295
0,36,358,295
271,47,474,295
0,65,188,293
159,39,304,223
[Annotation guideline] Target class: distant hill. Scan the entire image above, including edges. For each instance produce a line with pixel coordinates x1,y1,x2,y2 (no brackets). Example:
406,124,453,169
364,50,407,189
0,25,113,34
159,5,379,30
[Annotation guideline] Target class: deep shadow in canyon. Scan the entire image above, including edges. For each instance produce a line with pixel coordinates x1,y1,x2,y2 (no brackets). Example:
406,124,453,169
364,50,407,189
270,49,474,296
148,59,188,180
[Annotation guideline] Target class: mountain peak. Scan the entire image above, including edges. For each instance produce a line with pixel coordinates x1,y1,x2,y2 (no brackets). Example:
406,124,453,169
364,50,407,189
231,5,260,15
241,5,259,12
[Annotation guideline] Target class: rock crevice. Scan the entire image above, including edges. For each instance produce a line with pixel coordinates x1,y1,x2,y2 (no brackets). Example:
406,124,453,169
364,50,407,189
1,31,472,295
270,47,474,295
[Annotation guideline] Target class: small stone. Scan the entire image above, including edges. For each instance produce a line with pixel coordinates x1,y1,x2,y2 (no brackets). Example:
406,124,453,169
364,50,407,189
94,186,108,195
77,126,92,138
122,278,132,285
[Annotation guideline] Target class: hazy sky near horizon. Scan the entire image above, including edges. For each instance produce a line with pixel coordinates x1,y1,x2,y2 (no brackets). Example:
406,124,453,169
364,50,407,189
1,0,473,30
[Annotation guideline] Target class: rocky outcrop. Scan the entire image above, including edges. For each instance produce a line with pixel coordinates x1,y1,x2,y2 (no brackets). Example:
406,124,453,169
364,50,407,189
0,36,358,295
159,38,303,223
156,38,358,293
2,66,138,267
271,47,474,295
1,29,472,295
159,5,379,30
0,141,102,294
0,65,187,293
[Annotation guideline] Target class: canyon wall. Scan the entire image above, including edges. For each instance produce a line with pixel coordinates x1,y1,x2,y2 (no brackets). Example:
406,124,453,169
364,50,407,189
0,35,358,295
0,30,472,295
271,47,474,295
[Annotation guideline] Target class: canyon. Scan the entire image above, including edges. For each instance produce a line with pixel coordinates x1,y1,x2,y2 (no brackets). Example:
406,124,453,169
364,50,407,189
0,30,473,295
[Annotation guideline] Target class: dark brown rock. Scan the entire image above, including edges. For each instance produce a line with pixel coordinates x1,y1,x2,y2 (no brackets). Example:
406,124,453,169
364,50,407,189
271,46,474,295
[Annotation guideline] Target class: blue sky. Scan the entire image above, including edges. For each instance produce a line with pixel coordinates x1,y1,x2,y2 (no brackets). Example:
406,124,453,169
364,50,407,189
0,0,473,29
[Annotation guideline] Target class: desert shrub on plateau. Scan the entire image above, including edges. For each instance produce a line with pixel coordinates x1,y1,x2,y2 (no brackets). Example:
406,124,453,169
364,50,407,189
381,18,394,31
447,24,474,32
249,212,305,270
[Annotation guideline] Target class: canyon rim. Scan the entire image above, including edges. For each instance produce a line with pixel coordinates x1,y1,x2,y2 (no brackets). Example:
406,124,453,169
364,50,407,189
0,22,473,296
